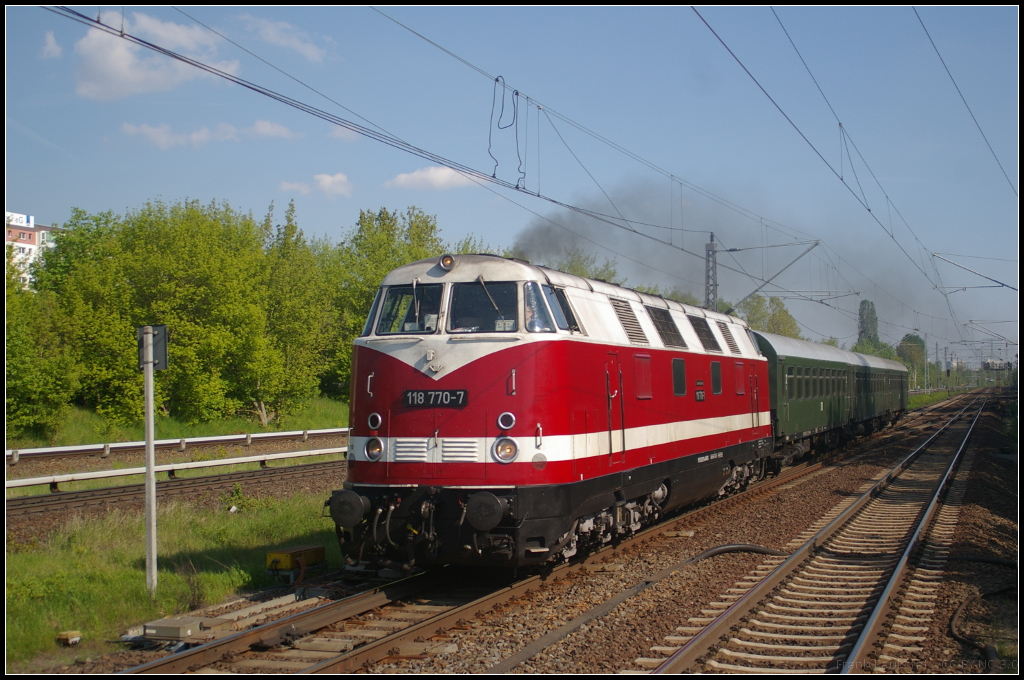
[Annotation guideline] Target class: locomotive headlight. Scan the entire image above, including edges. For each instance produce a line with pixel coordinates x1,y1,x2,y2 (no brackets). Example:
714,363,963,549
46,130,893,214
367,412,382,430
493,437,519,463
364,437,384,461
439,254,456,271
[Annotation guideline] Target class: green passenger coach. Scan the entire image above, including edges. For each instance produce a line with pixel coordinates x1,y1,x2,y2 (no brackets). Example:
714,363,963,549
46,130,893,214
753,331,908,466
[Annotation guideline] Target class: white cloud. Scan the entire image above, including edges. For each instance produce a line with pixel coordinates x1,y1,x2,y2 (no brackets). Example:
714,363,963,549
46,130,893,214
242,15,325,63
122,120,301,148
249,120,302,139
42,31,63,59
314,173,353,196
75,13,239,100
279,181,311,195
131,13,221,53
122,122,238,149
329,126,359,142
385,166,475,190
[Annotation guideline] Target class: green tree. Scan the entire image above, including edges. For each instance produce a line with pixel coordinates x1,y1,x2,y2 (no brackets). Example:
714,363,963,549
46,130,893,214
5,246,79,440
821,337,841,348
858,300,879,344
247,201,331,425
321,207,448,397
851,338,899,361
896,334,925,366
544,246,624,284
735,295,802,339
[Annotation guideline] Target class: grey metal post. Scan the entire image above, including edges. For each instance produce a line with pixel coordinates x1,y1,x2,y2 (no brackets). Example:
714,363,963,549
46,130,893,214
705,234,718,312
144,326,158,594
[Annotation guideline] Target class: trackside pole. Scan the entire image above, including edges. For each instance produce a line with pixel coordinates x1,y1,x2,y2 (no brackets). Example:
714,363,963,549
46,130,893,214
143,326,158,595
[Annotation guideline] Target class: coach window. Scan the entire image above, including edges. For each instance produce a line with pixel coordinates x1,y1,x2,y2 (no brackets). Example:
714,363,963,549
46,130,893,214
786,366,794,399
711,361,722,395
672,359,687,396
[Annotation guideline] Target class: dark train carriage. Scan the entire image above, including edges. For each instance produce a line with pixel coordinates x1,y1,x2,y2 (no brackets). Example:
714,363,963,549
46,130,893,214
754,332,907,462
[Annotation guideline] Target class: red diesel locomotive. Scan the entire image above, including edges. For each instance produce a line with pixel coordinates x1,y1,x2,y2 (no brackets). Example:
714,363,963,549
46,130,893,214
327,254,775,568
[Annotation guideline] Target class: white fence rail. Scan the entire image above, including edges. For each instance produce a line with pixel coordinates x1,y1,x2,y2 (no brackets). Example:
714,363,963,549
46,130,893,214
6,447,347,490
6,428,349,464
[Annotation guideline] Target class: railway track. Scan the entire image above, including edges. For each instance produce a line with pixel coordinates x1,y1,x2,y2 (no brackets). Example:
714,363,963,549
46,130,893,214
5,460,345,517
116,397,970,675
637,397,985,674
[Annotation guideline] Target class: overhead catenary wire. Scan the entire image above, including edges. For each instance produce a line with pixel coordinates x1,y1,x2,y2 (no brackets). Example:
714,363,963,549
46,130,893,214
50,7,829,301
369,4,980,347
913,6,1018,197
693,6,944,293
50,6,997,357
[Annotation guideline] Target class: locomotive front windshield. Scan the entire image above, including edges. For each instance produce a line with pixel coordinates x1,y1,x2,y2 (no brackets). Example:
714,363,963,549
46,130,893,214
376,283,443,334
448,280,518,333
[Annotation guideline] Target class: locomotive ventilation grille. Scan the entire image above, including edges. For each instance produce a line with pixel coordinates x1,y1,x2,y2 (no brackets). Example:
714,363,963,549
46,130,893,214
394,438,429,462
609,298,650,345
441,439,479,462
716,321,742,354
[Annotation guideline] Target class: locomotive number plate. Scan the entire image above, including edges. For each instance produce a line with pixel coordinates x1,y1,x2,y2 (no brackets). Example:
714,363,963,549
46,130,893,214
403,390,468,408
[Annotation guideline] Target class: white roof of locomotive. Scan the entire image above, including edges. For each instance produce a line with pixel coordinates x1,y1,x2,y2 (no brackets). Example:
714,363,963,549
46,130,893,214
374,254,764,361
382,254,744,325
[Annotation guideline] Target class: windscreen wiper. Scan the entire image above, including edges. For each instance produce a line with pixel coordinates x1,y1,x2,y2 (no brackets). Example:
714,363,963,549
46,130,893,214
477,275,503,319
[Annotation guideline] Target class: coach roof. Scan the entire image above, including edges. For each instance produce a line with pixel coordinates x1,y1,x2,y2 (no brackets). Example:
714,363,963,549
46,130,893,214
755,331,907,373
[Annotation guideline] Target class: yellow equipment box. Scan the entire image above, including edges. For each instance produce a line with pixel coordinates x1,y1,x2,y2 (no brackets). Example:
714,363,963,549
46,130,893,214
266,545,326,570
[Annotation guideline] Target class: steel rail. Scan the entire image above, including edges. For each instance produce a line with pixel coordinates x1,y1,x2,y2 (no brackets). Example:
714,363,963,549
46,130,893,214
652,398,978,673
122,572,430,674
841,400,985,673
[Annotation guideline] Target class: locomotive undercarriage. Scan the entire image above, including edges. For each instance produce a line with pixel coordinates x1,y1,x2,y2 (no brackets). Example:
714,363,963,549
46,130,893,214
328,438,772,569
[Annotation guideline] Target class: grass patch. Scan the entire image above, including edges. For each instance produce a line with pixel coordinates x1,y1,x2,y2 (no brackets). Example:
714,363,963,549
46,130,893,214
5,397,349,450
5,491,341,669
908,388,970,410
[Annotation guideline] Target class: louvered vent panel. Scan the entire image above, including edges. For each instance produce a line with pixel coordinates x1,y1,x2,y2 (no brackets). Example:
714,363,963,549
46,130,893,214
716,321,741,354
687,315,722,353
441,439,478,462
394,438,429,462
645,306,687,348
609,298,649,345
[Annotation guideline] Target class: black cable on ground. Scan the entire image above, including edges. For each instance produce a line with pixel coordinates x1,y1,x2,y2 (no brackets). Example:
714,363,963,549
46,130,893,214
487,544,787,673
949,586,1015,674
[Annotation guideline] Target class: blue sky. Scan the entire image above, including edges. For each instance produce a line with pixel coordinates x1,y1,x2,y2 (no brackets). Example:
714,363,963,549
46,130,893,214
6,6,1018,366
